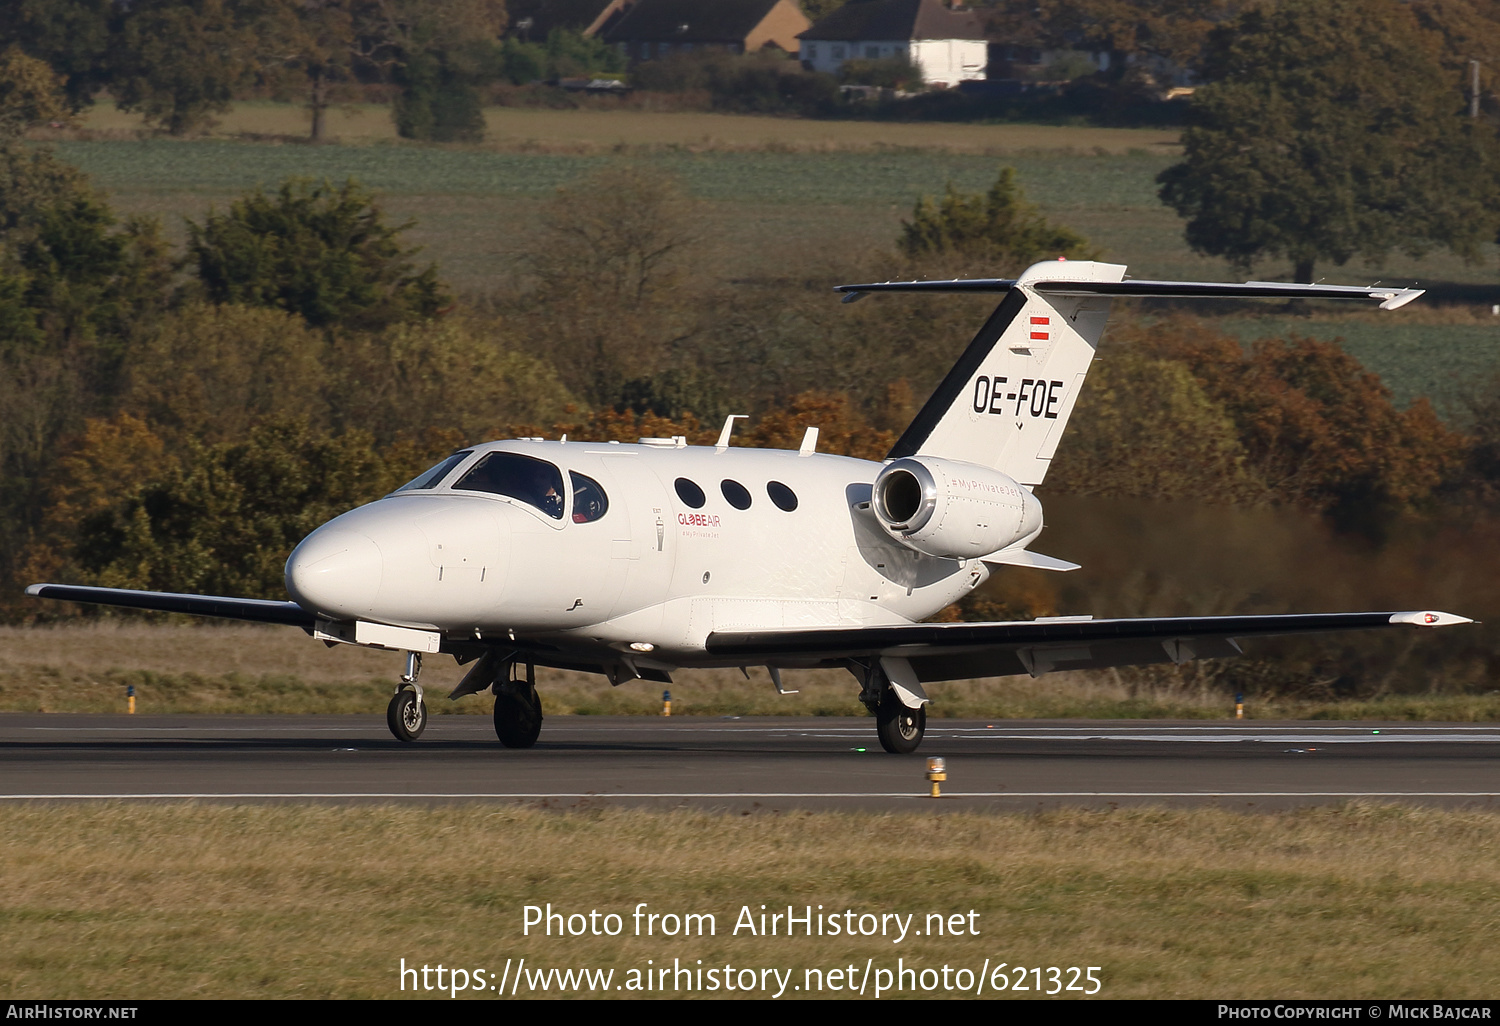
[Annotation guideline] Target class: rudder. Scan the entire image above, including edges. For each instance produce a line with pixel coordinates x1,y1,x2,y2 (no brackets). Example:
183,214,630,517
888,259,1124,486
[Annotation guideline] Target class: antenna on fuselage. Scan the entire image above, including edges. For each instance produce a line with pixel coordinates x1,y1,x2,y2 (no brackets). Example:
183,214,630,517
799,427,819,456
716,414,748,451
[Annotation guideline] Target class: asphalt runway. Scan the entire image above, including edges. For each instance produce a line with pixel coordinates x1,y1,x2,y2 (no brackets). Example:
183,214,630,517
3,714,1500,811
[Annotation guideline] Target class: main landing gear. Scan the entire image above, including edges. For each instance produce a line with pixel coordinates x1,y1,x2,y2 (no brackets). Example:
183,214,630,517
855,659,928,754
494,661,543,748
875,688,926,755
387,652,427,742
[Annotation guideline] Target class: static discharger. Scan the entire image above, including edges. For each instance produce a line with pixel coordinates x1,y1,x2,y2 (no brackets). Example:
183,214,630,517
926,756,946,798
662,690,671,717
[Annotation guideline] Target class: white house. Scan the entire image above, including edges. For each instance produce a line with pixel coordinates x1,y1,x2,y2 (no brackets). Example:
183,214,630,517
797,0,986,88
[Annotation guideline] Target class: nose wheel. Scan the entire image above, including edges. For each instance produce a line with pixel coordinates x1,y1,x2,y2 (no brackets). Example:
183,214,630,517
387,685,427,742
386,651,427,742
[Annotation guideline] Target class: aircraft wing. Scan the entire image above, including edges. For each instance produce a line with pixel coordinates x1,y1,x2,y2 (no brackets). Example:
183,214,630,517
705,610,1472,682
25,584,316,629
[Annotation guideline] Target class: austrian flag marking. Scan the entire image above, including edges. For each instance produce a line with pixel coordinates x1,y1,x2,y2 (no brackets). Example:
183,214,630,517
1029,315,1050,341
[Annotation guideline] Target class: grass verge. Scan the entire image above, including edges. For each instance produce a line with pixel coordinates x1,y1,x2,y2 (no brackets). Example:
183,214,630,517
3,624,1499,720
2,802,1497,999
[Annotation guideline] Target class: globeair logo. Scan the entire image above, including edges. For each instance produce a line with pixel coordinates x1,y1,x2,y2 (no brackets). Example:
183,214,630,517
679,513,721,528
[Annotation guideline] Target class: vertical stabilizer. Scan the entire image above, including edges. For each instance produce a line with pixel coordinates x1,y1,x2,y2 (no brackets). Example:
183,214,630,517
887,260,1123,486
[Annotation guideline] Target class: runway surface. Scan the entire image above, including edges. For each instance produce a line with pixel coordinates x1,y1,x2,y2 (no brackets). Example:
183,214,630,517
4,713,1499,811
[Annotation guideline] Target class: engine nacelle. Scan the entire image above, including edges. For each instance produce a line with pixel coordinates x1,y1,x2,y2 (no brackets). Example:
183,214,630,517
872,457,1043,559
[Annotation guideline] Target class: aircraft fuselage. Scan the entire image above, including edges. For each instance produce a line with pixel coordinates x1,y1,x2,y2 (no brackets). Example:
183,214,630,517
284,439,996,669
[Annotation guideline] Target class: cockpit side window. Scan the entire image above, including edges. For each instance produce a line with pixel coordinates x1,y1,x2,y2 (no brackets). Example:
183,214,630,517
395,451,473,492
453,452,565,519
569,472,609,523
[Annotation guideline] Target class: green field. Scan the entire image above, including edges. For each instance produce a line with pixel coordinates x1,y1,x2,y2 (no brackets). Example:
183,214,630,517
48,105,1500,302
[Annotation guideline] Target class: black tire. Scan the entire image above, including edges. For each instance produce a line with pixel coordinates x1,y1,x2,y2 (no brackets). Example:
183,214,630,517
875,689,925,754
387,688,427,742
494,683,543,748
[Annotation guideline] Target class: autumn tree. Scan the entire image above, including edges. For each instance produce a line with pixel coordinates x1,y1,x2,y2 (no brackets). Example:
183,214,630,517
186,177,447,331
252,0,362,142
1122,318,1465,536
1157,0,1500,284
899,167,1095,274
1046,348,1262,505
361,0,506,142
520,164,699,407
118,303,328,445
985,0,1235,77
0,1,114,112
325,318,574,446
0,48,76,138
108,0,258,135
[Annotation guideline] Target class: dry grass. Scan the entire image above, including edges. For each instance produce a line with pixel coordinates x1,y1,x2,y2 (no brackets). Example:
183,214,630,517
61,101,1183,155
4,623,1498,720
1,802,1497,998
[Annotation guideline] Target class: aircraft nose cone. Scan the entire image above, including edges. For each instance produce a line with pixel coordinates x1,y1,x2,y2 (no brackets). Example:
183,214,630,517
285,528,383,619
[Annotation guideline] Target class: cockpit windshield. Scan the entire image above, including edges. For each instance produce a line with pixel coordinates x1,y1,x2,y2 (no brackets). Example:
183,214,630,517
452,452,565,519
394,451,473,492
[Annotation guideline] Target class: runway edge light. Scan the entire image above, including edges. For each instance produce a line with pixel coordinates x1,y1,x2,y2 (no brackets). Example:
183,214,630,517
926,756,946,798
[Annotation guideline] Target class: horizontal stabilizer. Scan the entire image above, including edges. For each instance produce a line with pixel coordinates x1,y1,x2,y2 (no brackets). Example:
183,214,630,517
980,548,1080,572
837,277,1424,310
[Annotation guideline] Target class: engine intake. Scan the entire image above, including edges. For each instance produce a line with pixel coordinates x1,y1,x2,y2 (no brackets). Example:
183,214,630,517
872,457,1042,559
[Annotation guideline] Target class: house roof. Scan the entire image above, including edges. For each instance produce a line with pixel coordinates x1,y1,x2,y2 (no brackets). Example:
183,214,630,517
603,0,788,44
798,0,984,42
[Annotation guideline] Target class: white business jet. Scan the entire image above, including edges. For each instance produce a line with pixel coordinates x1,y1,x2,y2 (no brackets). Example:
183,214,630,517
29,260,1472,753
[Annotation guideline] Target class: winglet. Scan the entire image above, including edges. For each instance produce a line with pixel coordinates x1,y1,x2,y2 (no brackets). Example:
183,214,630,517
1387,610,1473,627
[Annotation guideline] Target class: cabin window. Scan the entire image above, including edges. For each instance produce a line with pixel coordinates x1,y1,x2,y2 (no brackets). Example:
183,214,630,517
570,471,610,523
675,477,706,508
720,479,752,510
394,451,472,491
453,451,565,519
767,481,798,512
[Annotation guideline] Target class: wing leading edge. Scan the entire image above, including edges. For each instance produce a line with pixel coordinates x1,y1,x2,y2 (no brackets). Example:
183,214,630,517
706,611,1472,682
25,584,316,629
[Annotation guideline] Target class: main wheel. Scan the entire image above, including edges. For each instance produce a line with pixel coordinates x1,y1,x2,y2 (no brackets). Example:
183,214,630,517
494,683,543,748
875,689,925,754
387,688,427,742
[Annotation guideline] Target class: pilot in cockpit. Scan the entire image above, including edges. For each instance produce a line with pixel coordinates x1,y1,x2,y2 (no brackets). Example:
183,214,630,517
538,480,563,519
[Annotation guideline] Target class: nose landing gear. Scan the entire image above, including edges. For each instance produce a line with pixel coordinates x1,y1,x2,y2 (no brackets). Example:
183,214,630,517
386,651,427,742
